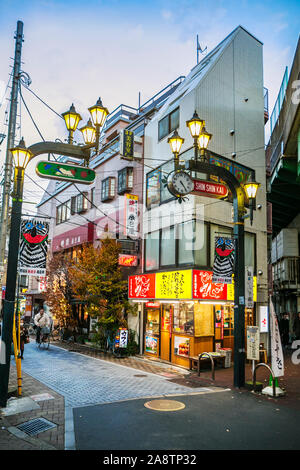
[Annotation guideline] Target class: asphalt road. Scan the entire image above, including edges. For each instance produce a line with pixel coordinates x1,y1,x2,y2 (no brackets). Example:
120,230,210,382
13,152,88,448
73,391,300,450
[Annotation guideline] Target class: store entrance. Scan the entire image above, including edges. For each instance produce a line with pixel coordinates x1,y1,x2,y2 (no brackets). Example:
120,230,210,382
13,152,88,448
160,304,172,362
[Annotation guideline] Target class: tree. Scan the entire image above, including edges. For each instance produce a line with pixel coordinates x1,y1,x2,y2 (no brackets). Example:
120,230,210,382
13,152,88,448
70,239,135,335
45,252,76,329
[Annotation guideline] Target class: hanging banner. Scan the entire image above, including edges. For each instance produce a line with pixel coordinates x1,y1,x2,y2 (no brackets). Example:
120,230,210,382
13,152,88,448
124,194,139,238
19,219,49,277
212,237,235,284
270,299,284,377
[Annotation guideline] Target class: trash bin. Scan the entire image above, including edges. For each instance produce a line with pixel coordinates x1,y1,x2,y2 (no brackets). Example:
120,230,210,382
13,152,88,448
219,348,232,368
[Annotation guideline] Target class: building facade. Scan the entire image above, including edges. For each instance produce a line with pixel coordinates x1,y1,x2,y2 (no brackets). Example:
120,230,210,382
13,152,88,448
26,77,185,339
129,26,269,368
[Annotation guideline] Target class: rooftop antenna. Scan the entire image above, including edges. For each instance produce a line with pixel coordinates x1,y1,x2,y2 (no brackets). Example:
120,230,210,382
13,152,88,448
197,34,207,64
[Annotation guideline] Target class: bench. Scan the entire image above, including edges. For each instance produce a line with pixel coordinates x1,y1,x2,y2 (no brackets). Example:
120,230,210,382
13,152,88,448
189,353,226,376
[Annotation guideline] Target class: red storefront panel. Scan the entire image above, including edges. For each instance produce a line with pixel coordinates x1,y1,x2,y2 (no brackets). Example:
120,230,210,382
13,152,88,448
193,270,227,300
128,274,156,299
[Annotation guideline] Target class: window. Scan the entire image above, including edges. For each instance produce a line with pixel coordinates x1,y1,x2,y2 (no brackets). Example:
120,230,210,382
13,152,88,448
76,192,88,213
158,107,179,140
160,226,176,266
56,200,71,225
101,177,116,202
145,231,159,271
245,232,256,270
178,220,207,266
90,187,95,208
118,167,133,194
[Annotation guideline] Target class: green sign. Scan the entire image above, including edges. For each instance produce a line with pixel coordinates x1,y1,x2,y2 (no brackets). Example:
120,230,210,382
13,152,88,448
36,161,96,184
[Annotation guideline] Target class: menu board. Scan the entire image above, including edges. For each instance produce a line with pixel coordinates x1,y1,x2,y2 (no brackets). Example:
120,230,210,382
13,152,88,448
174,336,190,357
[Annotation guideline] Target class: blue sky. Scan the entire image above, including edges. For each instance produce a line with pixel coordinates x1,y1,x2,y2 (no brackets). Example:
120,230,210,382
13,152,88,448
0,0,299,204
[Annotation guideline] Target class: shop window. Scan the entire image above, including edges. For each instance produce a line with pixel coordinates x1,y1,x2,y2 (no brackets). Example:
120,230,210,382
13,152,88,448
158,107,179,140
173,302,194,335
160,226,176,266
145,231,159,271
223,305,234,337
118,167,133,194
101,177,116,202
145,308,160,336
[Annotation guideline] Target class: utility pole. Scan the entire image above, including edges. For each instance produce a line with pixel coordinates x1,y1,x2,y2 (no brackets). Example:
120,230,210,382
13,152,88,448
0,21,24,276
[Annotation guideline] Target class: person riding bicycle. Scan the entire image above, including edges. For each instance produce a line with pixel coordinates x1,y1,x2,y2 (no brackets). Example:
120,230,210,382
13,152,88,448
34,308,51,344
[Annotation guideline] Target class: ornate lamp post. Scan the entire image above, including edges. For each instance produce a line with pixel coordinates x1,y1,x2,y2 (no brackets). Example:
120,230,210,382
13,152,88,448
0,138,33,407
168,130,184,170
88,97,109,152
61,103,82,144
186,110,204,163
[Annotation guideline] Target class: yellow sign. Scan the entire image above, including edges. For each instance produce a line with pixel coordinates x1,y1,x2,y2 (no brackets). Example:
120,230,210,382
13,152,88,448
156,270,192,299
227,276,257,302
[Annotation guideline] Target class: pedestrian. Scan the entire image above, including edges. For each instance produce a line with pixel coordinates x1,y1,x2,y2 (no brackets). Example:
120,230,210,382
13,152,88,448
34,308,51,344
19,326,29,359
279,313,290,348
293,312,300,340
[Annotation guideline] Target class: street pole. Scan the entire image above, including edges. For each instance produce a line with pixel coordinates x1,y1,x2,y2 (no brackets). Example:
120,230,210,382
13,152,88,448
0,21,24,270
0,166,24,407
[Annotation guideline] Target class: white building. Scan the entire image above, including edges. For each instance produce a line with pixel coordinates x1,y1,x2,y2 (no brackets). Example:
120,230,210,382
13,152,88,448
130,26,269,367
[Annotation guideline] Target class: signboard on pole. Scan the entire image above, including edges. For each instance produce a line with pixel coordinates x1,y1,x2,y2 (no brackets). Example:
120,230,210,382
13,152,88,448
212,237,235,284
270,299,284,377
36,161,96,184
19,219,49,277
246,326,260,361
245,266,254,308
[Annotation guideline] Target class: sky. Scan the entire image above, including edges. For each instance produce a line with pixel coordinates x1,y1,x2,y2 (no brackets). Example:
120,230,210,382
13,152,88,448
0,0,299,210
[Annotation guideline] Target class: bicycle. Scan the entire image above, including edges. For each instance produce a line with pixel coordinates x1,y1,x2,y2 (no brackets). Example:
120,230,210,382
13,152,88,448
36,327,50,350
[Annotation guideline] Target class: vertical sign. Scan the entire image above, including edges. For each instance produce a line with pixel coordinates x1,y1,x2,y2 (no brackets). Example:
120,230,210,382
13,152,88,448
119,328,128,348
245,266,254,308
212,237,235,284
259,306,269,333
120,130,134,159
19,219,49,276
124,194,139,238
246,326,260,361
270,300,284,377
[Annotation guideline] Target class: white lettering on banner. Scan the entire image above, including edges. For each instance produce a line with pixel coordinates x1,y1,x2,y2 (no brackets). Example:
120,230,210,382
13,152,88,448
270,299,284,377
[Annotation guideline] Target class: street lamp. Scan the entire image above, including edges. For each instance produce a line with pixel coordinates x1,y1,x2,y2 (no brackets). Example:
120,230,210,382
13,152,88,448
0,138,33,407
186,110,204,162
168,130,184,170
197,126,212,161
62,103,82,144
243,179,260,225
79,118,96,146
88,97,109,152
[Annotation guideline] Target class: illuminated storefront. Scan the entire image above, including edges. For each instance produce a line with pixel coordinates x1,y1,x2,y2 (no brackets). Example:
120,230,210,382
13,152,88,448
129,269,256,368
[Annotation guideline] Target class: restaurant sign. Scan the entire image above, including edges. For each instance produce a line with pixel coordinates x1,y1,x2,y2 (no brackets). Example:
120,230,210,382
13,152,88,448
129,269,257,302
